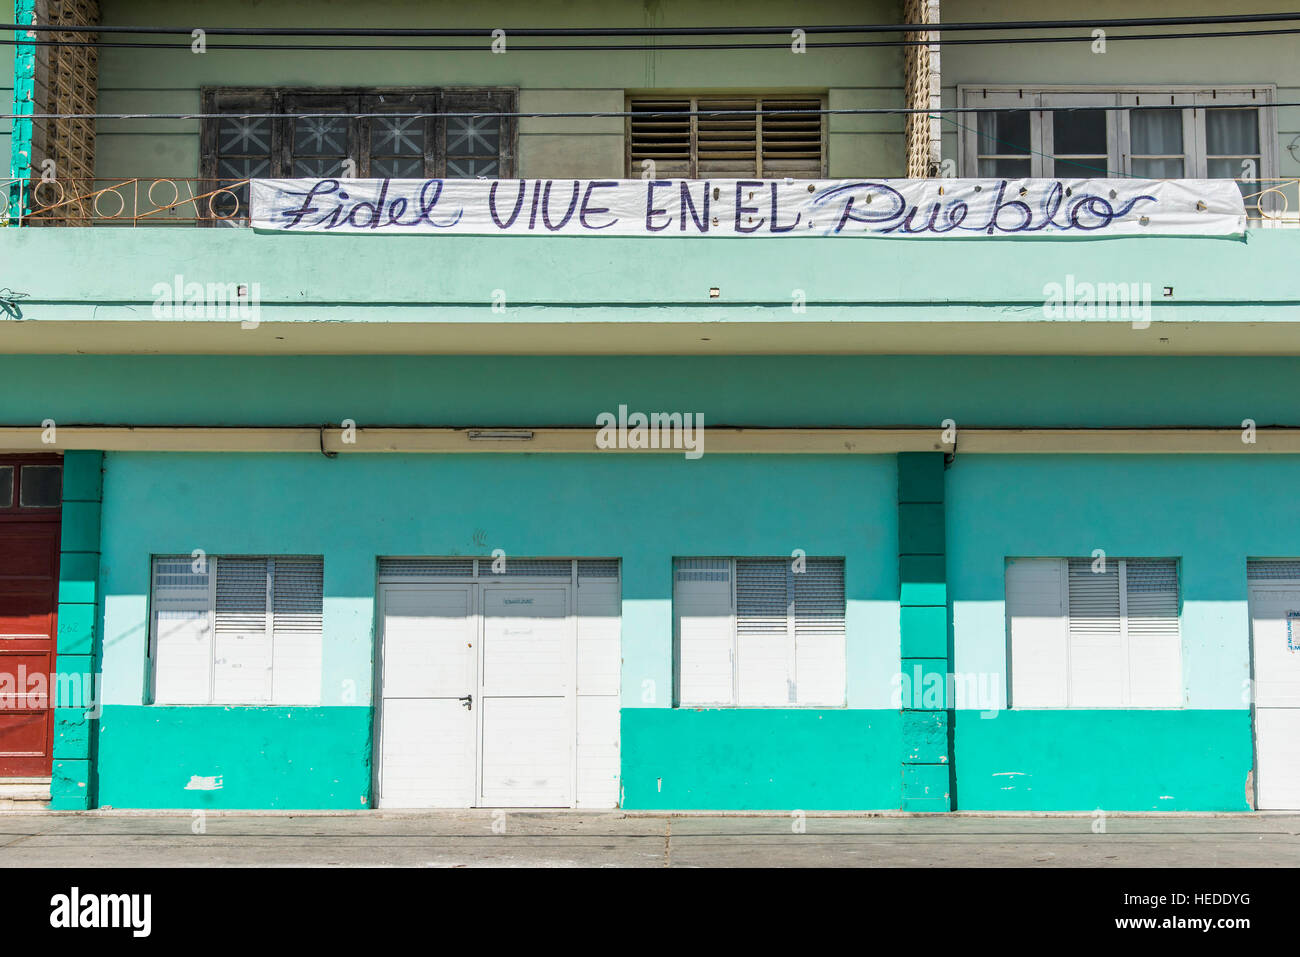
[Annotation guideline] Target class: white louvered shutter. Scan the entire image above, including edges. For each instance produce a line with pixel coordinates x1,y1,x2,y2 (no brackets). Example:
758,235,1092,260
793,558,846,705
735,559,792,705
152,557,213,704
1124,560,1182,707
1067,558,1125,706
1006,559,1069,708
214,557,273,703
271,557,323,704
675,559,734,705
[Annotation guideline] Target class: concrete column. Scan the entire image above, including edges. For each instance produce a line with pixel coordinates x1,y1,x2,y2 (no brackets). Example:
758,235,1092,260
51,450,103,809
897,452,952,810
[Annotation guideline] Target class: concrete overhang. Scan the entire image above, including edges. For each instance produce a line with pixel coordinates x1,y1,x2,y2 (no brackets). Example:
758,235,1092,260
1,227,1295,355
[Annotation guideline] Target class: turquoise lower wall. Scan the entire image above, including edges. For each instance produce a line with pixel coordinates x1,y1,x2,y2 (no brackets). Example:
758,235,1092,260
621,709,902,810
953,710,1252,812
67,447,1296,811
95,706,373,810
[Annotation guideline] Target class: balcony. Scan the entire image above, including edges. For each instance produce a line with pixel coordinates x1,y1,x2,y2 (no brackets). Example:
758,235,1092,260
1,178,1297,358
4,175,1299,228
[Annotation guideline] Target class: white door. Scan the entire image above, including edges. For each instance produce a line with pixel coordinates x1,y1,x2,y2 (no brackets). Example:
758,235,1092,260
376,584,477,808
376,580,577,808
478,584,574,807
1247,577,1300,809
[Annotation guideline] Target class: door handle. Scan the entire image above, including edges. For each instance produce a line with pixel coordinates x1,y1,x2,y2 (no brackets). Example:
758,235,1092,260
458,694,473,710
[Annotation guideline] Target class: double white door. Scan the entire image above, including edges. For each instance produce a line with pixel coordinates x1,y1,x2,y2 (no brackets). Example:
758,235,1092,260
377,582,575,807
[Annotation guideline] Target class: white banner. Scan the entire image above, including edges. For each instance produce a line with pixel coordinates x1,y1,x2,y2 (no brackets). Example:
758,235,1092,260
250,177,1245,237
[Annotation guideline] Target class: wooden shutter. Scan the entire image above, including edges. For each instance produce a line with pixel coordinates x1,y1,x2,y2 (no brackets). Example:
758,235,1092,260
270,558,323,705
628,98,693,177
1067,558,1125,706
674,559,734,705
793,558,846,706
213,557,273,704
1124,560,1182,707
1006,558,1069,708
628,95,825,178
735,558,792,705
696,97,760,177
151,557,213,704
759,97,825,177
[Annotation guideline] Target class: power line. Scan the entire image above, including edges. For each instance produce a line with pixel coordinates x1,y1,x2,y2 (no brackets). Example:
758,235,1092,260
4,12,1300,36
3,27,1300,52
3,103,1289,121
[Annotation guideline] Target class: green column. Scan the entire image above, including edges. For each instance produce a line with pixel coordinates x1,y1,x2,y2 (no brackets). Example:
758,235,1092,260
8,0,37,220
897,452,952,811
51,451,103,810
9,0,37,218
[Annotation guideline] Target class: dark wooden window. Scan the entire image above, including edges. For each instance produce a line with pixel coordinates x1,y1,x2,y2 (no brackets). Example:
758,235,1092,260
200,88,518,216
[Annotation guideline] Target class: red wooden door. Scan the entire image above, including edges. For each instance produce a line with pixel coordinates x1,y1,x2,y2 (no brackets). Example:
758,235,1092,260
0,458,62,776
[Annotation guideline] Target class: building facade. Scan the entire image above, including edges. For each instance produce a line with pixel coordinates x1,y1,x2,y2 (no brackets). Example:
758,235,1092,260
2,1,1299,812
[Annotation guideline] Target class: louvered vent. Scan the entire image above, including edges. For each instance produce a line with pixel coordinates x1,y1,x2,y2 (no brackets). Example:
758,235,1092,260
760,98,824,175
735,559,789,637
629,98,692,175
215,558,268,635
1248,560,1300,580
487,558,572,577
378,558,475,580
795,558,846,638
628,95,824,178
696,97,759,175
272,558,324,636
675,558,730,582
153,557,209,602
578,559,620,580
1123,559,1178,636
1067,559,1121,636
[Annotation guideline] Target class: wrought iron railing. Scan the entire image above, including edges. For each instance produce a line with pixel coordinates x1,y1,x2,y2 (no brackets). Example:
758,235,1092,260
3,177,252,225
3,176,1298,227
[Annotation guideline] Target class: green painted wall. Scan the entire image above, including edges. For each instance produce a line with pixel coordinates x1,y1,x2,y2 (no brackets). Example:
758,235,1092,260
94,0,904,181
2,227,1296,318
621,708,902,810
95,705,373,809
1,354,1299,428
953,710,1252,811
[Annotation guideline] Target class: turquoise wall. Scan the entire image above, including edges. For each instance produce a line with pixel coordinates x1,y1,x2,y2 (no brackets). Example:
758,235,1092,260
96,705,372,809
2,354,1300,427
621,709,902,810
944,454,1300,810
94,450,898,807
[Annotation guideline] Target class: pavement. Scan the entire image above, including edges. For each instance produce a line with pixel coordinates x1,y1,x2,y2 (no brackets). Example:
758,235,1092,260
1,811,1298,867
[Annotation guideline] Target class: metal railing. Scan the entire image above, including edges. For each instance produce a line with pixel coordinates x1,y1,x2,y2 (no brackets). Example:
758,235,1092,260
3,177,252,226
2,175,1298,227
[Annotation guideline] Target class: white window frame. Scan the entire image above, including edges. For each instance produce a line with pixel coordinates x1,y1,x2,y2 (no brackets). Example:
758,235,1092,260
673,556,846,708
148,554,324,706
1005,556,1184,710
958,85,1277,181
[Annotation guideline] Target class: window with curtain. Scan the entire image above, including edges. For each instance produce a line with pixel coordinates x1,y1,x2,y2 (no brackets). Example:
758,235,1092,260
960,87,1272,187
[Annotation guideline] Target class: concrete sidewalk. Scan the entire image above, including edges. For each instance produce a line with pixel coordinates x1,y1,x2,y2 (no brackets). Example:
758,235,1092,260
1,812,1297,867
